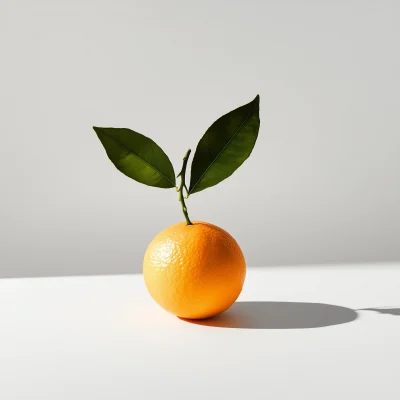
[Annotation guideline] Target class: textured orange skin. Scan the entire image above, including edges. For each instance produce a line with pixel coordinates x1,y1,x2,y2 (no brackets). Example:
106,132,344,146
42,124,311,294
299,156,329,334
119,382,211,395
143,221,246,319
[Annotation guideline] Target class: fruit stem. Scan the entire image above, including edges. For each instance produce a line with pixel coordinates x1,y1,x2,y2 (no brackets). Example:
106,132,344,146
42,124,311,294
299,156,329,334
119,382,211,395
177,149,193,225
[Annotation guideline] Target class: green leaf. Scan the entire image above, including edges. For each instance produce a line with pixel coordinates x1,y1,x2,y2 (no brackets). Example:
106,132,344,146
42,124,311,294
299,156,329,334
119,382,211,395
93,127,176,188
189,95,260,195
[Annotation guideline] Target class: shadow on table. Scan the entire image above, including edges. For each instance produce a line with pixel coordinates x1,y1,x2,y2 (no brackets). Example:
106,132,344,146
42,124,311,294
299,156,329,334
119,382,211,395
182,301,358,329
358,307,400,316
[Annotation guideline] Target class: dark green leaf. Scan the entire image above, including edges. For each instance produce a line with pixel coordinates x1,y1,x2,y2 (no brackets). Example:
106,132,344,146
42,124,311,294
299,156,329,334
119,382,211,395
93,127,176,188
189,95,260,195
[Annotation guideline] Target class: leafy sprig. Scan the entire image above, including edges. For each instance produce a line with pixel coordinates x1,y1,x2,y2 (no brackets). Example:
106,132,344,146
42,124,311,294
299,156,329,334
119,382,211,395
93,95,260,224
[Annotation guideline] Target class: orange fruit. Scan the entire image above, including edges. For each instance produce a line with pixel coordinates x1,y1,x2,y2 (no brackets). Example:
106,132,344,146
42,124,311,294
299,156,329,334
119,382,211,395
143,221,246,319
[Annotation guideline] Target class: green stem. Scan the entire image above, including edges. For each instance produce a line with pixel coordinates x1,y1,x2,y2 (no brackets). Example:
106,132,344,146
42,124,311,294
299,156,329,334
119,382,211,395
177,149,193,225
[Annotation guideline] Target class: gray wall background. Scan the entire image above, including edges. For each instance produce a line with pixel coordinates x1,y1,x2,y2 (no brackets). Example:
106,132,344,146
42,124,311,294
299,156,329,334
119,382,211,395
1,0,399,278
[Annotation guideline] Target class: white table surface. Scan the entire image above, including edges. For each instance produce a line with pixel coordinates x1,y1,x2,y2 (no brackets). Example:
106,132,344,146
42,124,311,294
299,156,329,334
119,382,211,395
0,265,399,400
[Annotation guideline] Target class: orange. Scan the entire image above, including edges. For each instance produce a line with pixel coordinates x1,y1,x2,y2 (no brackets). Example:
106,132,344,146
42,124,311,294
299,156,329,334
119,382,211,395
143,221,246,319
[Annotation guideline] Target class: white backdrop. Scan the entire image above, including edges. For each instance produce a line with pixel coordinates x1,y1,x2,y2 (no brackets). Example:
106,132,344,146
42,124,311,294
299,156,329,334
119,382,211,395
1,0,400,277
